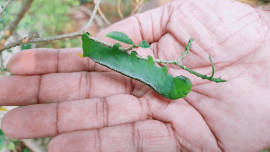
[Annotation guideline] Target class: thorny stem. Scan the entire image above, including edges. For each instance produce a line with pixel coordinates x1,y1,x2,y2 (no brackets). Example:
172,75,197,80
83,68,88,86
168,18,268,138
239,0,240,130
85,35,226,83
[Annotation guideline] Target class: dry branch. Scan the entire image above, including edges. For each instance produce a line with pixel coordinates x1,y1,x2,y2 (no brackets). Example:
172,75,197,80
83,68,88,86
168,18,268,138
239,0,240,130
117,0,123,19
0,0,34,51
93,0,110,25
21,139,46,152
2,32,82,51
130,0,144,16
1,0,102,52
78,5,105,29
82,0,102,32
0,0,12,21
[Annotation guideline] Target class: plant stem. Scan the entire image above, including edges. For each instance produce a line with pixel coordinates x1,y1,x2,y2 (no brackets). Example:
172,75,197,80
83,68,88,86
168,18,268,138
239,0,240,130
176,62,226,83
179,38,193,61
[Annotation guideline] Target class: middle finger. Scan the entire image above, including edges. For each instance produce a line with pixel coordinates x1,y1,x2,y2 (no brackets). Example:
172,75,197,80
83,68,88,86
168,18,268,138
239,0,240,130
0,71,132,106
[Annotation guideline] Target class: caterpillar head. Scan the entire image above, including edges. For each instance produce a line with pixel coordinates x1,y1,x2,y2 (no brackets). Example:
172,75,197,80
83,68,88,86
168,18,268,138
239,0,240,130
169,75,192,99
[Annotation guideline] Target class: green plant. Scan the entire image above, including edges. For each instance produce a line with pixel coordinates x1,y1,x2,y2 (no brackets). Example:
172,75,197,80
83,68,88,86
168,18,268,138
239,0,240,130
0,129,19,151
80,32,226,99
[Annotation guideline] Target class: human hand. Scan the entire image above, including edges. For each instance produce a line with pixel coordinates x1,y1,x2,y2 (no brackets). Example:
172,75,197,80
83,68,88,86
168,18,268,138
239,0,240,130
1,0,270,151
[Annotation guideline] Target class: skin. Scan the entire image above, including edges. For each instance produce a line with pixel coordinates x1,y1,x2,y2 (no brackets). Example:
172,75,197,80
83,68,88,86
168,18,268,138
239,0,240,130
1,0,270,151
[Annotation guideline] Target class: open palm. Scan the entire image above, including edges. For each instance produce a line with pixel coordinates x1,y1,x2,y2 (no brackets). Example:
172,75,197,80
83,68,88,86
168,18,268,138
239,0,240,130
1,0,270,151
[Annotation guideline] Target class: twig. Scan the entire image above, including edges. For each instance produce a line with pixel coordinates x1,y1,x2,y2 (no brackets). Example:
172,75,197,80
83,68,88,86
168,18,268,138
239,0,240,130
1,34,34,51
77,5,104,29
0,0,34,51
178,38,193,61
82,0,102,32
0,0,12,21
117,0,123,19
84,34,226,83
130,0,144,16
21,139,46,152
1,0,102,52
175,62,226,83
93,0,110,25
208,55,214,79
0,53,4,77
136,3,144,14
2,32,82,51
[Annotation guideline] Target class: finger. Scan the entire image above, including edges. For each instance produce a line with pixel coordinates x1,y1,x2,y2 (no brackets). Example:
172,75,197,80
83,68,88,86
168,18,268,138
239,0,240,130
1,94,149,139
48,120,180,152
0,72,132,106
7,48,113,75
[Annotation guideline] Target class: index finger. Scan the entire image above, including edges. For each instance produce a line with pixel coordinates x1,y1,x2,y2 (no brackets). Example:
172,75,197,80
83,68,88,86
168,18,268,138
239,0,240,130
6,48,113,75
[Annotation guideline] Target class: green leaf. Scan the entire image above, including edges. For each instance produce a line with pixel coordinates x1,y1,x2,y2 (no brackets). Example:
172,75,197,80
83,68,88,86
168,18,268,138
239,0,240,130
105,31,134,45
0,138,4,151
0,129,4,137
9,138,18,142
23,147,31,152
139,40,150,48
7,142,15,150
21,43,32,51
6,49,13,53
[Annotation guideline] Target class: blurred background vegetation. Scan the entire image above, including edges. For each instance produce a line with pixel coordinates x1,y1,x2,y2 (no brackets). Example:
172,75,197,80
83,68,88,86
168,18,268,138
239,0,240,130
0,0,270,151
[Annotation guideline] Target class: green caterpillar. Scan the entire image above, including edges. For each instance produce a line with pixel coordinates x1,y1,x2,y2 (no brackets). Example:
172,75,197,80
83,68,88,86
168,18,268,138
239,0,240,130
81,32,192,99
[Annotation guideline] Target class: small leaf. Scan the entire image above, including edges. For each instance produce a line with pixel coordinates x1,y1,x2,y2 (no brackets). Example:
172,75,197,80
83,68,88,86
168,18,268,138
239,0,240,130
7,142,15,150
139,40,150,48
106,31,134,45
6,49,12,53
9,138,19,142
0,129,4,136
0,138,4,151
23,147,31,152
21,43,32,50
